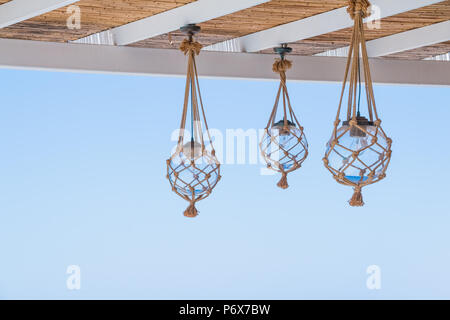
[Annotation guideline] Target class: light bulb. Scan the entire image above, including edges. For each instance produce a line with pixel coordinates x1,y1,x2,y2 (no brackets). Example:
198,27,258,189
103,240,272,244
278,132,291,148
271,120,303,170
181,141,203,160
343,134,370,183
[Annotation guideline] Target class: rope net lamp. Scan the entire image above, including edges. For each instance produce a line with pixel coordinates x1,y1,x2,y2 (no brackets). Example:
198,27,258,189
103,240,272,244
323,0,392,207
166,24,221,218
260,44,308,189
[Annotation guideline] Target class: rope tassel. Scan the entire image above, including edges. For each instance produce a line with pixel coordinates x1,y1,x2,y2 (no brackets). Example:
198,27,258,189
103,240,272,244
184,202,199,218
277,173,289,190
349,186,364,207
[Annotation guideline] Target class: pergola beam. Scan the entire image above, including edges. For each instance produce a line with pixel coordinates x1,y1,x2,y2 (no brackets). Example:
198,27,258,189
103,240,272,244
0,0,78,29
72,0,270,46
0,38,449,86
204,0,444,53
317,21,450,57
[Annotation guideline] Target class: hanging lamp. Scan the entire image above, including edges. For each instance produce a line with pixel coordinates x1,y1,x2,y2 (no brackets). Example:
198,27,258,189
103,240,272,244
260,44,308,189
166,24,221,218
323,0,392,206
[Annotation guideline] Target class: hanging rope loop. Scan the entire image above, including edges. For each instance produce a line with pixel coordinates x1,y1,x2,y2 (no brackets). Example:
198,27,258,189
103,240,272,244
179,38,203,55
347,0,371,20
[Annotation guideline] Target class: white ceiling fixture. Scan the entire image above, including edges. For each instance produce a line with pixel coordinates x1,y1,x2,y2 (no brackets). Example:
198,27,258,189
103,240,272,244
0,0,78,29
0,38,449,86
316,20,450,57
204,0,445,53
72,0,270,46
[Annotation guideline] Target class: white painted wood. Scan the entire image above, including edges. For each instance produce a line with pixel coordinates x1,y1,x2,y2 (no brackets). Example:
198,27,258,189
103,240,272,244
426,52,450,62
0,0,78,28
204,0,444,53
72,0,270,46
317,21,450,58
0,38,448,86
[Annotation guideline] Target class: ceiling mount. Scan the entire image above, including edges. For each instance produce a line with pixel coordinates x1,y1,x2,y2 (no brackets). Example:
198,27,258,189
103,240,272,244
274,44,292,59
180,24,201,37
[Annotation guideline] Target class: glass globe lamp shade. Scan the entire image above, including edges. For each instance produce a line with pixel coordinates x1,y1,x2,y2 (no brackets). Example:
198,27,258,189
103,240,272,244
326,116,389,185
261,119,308,172
167,147,220,198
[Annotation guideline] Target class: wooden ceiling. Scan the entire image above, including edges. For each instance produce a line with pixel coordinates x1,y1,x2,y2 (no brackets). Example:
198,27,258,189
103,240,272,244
0,0,195,42
0,0,448,60
273,0,450,58
130,0,348,48
386,40,450,60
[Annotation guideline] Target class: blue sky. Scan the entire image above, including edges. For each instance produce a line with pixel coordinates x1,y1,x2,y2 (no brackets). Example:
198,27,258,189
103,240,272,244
0,67,449,299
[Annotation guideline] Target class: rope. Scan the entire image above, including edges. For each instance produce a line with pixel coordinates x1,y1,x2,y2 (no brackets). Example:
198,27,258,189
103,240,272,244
347,0,371,20
322,0,393,207
184,201,199,218
260,56,308,189
272,59,292,73
271,58,292,127
179,39,203,55
167,33,220,217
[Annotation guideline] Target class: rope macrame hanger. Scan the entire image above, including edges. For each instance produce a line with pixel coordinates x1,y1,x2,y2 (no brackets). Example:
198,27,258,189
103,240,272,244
167,24,221,218
260,44,308,189
178,25,203,148
323,0,392,207
266,44,296,129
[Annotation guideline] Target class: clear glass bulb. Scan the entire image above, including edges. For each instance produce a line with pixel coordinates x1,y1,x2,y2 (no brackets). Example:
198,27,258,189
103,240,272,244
181,141,203,160
278,133,290,148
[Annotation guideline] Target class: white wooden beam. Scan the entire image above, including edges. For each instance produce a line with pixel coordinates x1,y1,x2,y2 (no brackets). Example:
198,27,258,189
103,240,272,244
204,0,444,53
317,21,450,58
72,0,270,46
0,38,449,86
0,0,78,29
425,52,450,62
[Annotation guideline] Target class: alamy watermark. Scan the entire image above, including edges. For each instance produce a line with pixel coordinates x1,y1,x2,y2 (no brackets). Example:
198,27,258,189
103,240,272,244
66,265,81,290
66,5,81,30
170,126,284,176
366,265,381,290
366,5,381,30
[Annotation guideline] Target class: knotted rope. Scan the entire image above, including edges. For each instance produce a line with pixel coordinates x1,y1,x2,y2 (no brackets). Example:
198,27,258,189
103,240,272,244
347,0,371,20
277,172,289,190
349,186,364,207
179,38,203,55
184,201,199,218
166,32,220,218
272,58,292,74
323,0,392,207
273,58,292,88
260,56,308,189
